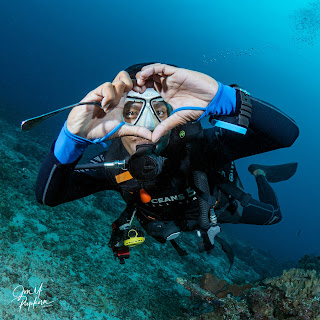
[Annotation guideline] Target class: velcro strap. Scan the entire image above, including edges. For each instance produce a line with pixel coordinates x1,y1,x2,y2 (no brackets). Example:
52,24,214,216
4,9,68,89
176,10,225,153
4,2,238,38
237,89,252,129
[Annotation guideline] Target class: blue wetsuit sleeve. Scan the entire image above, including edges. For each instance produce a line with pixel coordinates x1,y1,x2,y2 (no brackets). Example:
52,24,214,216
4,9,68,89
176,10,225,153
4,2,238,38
54,121,114,164
54,122,90,164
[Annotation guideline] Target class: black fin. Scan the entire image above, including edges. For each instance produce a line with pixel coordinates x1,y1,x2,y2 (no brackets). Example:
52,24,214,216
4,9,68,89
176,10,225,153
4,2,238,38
248,162,298,183
215,236,235,274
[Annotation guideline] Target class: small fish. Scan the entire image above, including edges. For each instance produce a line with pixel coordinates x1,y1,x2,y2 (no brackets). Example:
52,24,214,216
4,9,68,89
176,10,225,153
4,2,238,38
297,229,302,238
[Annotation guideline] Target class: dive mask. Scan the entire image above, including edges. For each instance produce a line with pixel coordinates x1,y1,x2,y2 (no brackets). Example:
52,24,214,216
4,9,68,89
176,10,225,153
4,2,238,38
123,88,171,131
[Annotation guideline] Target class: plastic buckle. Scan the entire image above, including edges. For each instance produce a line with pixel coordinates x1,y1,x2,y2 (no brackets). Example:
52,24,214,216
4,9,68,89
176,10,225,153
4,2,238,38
238,88,251,96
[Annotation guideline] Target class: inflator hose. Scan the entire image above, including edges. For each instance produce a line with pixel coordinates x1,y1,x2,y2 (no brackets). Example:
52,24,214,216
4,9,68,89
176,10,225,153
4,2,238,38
192,170,211,230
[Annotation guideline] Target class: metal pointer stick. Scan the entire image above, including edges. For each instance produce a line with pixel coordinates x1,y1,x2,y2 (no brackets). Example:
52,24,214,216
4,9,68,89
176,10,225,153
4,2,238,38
20,101,101,131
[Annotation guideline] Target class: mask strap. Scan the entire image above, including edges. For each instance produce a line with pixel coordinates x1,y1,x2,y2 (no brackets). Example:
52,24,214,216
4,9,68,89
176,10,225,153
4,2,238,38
171,106,206,116
65,121,125,148
92,122,125,145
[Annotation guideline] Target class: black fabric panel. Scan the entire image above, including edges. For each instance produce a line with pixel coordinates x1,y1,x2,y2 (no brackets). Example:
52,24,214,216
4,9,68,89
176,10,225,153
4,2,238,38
35,143,118,206
203,96,300,166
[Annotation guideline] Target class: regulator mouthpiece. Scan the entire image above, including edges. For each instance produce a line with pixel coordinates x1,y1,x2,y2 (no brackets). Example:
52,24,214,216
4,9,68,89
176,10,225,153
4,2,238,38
127,144,165,181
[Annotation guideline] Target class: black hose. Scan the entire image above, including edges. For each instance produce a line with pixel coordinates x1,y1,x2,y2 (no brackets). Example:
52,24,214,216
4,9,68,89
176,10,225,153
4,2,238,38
75,163,105,169
192,170,211,230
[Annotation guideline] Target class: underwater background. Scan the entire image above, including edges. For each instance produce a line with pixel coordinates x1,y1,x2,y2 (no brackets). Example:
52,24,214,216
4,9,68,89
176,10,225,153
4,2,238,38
0,0,319,319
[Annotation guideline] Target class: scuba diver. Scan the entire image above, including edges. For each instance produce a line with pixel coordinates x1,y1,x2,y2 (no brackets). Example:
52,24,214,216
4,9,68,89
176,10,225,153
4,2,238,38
35,63,299,264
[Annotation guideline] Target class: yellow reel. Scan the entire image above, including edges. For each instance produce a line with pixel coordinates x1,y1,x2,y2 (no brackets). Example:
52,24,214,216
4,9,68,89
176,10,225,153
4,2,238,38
124,227,145,247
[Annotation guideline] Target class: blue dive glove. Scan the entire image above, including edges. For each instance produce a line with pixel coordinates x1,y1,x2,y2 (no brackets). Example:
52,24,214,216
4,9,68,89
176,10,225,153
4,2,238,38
170,82,236,119
54,121,118,164
197,82,236,120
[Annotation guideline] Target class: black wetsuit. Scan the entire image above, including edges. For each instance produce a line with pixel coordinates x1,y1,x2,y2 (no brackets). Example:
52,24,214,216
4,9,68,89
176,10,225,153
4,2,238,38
36,93,299,237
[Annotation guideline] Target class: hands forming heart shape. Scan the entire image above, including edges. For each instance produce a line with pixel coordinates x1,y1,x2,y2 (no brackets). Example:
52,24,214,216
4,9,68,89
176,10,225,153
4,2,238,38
67,63,219,143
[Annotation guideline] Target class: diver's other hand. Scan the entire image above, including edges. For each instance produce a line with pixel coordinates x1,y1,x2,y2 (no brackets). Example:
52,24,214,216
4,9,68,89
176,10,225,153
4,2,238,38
67,71,152,141
134,63,219,142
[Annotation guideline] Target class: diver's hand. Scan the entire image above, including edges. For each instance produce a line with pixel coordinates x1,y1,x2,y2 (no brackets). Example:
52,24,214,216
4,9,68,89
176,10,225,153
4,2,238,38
67,71,152,141
134,63,219,142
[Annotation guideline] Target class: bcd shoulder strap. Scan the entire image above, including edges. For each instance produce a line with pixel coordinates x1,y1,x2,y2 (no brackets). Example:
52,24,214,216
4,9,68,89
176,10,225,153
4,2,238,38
229,84,252,129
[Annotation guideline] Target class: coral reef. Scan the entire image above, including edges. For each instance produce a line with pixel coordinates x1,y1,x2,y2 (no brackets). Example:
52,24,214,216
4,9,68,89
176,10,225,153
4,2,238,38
0,112,304,319
246,268,320,319
199,273,253,299
176,277,223,305
176,269,320,319
264,268,320,299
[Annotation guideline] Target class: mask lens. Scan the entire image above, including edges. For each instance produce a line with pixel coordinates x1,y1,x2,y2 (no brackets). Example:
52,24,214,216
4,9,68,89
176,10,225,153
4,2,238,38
151,99,170,122
123,99,144,124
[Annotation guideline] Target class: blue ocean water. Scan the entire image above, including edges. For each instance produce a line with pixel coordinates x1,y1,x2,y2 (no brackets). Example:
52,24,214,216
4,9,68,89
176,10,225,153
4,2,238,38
0,0,318,256
0,0,320,317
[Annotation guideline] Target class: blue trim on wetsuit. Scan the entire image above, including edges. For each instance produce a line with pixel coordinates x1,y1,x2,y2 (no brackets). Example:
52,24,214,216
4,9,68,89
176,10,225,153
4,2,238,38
210,119,247,134
54,121,124,164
